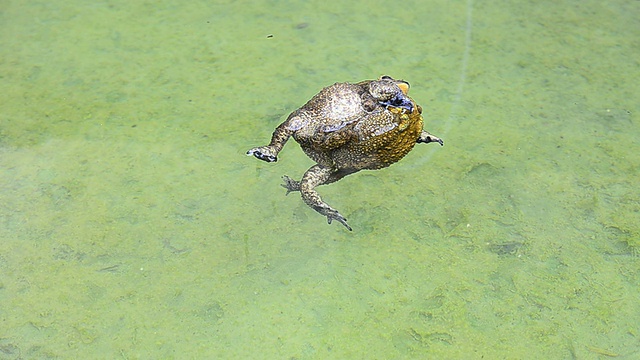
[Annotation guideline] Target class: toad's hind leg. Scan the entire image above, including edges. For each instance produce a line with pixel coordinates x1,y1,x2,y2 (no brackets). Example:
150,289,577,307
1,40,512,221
281,168,356,194
290,164,352,231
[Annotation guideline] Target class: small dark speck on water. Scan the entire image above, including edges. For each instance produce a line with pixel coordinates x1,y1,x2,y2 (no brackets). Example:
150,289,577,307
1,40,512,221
97,264,120,273
295,22,309,29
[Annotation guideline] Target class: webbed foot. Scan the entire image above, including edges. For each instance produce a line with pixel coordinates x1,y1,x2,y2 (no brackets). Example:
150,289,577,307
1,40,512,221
281,175,301,195
246,146,278,162
322,207,352,231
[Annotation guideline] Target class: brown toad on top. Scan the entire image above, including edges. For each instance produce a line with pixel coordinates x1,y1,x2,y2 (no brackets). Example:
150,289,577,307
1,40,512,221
247,76,443,231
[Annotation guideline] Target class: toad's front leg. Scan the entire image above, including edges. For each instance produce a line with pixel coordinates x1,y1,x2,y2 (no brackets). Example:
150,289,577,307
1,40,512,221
247,118,298,162
417,130,444,146
297,164,352,231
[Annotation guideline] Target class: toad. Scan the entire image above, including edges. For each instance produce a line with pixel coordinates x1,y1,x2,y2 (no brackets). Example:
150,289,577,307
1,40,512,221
247,76,443,231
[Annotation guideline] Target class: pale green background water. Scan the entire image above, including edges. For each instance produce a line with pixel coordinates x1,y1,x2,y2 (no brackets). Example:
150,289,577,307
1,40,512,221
1,0,638,358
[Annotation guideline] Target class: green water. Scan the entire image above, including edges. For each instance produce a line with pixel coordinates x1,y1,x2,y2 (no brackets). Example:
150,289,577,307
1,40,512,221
1,0,638,358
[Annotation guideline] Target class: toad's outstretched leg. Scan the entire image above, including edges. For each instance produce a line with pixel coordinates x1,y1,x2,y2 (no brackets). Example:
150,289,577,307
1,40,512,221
283,164,352,231
418,131,444,146
246,120,296,162
281,168,356,194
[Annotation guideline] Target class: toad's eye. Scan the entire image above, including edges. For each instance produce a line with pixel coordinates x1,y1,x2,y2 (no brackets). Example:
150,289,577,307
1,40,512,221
379,93,414,113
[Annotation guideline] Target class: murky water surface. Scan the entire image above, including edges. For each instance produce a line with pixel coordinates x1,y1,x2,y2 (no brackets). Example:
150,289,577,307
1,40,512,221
1,0,638,358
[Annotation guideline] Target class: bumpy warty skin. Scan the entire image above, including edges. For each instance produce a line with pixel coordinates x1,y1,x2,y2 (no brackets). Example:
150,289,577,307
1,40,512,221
247,76,443,231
